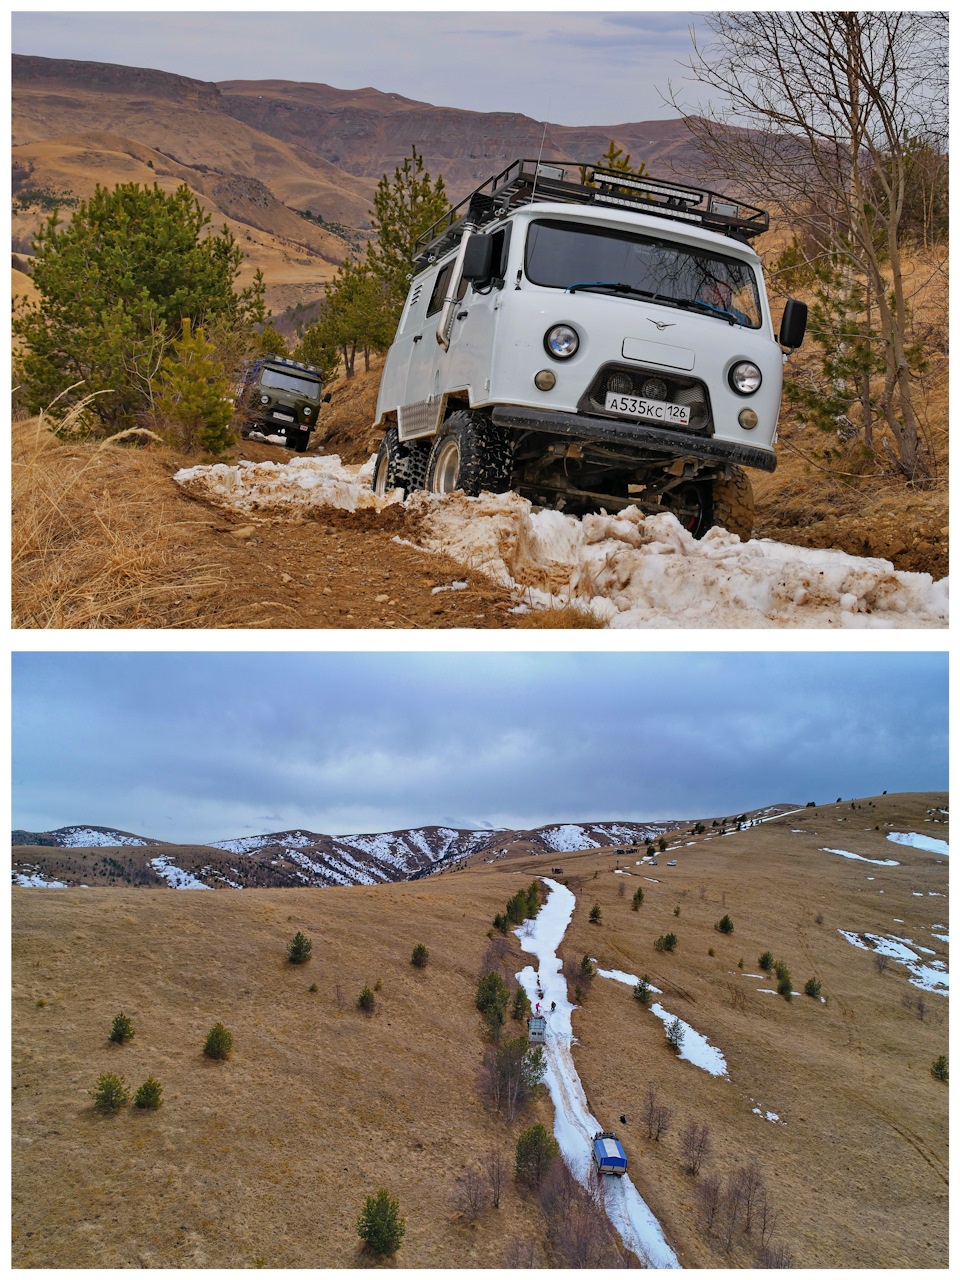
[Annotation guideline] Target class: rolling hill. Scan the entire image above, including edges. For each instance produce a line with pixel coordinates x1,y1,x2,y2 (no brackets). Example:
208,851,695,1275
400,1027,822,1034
12,791,948,1267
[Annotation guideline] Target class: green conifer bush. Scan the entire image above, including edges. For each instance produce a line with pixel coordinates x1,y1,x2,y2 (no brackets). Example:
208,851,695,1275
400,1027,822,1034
356,1188,405,1257
91,1072,129,1111
109,1011,135,1044
286,931,312,964
203,1022,233,1060
133,1075,164,1109
411,943,429,968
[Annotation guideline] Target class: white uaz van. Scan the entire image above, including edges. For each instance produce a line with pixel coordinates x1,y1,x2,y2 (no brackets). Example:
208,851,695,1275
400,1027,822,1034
372,160,806,537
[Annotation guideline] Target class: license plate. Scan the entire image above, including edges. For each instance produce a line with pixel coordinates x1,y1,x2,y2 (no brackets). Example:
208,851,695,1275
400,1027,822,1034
605,392,689,426
272,411,294,423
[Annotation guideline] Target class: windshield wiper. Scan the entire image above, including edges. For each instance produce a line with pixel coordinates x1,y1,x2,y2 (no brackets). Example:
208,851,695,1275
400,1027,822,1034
653,294,744,326
565,281,657,299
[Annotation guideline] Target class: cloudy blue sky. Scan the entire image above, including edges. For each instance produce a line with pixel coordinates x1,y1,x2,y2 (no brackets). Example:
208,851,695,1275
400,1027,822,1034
12,10,709,126
12,652,947,843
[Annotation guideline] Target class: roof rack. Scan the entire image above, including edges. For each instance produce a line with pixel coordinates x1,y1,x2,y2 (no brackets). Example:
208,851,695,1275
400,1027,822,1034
413,159,769,270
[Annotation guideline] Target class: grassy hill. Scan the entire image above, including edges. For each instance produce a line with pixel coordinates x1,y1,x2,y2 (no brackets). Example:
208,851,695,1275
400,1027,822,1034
12,792,948,1267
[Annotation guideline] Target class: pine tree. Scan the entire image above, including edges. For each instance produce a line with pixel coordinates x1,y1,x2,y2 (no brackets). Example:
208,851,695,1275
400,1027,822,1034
133,1075,164,1109
411,943,429,969
152,318,234,453
367,146,449,323
203,1022,233,1060
632,886,644,910
589,903,602,925
91,1072,129,1111
14,181,265,431
356,1188,405,1257
109,1011,135,1044
514,1123,560,1187
286,931,312,964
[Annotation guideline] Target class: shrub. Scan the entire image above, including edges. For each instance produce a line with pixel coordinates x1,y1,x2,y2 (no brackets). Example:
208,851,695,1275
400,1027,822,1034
203,1022,233,1059
715,915,734,934
493,913,508,935
573,983,584,1003
931,1055,948,1082
109,1011,135,1044
758,951,773,971
511,986,531,1021
589,903,602,924
707,947,715,957
777,974,793,1001
631,886,644,910
579,955,596,978
674,905,681,917
680,1121,711,1174
374,977,382,992
634,974,652,1005
666,1016,686,1052
91,1072,129,1111
515,1123,560,1187
658,836,668,852
476,971,510,1036
773,959,790,982
286,931,312,964
36,998,46,1008
804,977,822,998
308,982,318,993
356,1188,405,1257
655,932,678,953
411,942,429,968
133,1075,164,1109
357,986,376,1013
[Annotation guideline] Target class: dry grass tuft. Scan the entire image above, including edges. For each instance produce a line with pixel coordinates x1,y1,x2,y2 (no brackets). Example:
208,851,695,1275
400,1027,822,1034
515,604,605,629
12,412,235,628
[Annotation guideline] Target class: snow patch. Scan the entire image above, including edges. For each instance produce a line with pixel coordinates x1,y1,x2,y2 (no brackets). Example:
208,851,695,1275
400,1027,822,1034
821,847,899,866
150,855,213,890
886,832,950,856
838,929,948,994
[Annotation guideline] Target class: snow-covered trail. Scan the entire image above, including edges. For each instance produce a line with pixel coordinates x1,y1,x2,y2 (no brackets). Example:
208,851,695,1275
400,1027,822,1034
174,456,947,629
514,879,680,1268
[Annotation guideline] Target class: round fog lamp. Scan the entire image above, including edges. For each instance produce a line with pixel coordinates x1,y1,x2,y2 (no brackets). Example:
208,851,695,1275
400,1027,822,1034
534,369,556,391
729,361,762,395
641,377,668,401
607,372,632,395
544,324,579,359
260,394,270,405
738,408,759,430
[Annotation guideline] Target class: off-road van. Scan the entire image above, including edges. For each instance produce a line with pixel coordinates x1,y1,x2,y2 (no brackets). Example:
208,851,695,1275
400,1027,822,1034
234,355,330,452
371,159,806,537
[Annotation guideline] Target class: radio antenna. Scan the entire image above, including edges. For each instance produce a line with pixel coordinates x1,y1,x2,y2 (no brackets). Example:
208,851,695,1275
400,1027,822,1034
530,100,551,202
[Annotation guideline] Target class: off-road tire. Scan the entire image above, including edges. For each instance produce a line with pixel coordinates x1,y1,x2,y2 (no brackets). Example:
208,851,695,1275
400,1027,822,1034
289,429,311,453
710,466,755,539
425,410,513,497
373,427,430,497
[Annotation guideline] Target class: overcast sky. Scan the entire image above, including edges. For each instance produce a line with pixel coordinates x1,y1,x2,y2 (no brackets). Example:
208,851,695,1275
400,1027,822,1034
12,652,947,844
11,10,708,127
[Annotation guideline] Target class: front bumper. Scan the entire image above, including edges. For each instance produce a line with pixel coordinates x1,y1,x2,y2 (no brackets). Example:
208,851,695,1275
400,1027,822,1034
491,404,777,473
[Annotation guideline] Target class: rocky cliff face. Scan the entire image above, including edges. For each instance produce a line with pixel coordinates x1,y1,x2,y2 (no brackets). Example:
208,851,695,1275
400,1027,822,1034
13,54,226,107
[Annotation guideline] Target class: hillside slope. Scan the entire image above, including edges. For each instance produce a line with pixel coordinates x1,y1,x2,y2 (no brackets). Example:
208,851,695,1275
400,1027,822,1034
12,792,948,1267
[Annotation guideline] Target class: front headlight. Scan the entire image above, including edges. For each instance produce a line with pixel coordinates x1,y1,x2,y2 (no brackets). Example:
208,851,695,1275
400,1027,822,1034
260,394,270,405
303,406,312,416
544,324,580,359
729,361,762,395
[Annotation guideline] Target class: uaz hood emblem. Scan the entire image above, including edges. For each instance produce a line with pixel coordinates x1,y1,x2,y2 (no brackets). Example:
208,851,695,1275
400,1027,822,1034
649,319,676,330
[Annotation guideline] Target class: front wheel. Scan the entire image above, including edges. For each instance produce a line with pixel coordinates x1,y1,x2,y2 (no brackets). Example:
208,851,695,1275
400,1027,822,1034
289,429,311,453
373,427,429,497
425,411,513,497
710,466,754,539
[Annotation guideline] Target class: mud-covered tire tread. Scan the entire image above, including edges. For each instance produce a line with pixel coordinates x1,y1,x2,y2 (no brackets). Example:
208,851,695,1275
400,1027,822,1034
710,466,755,539
374,427,430,496
426,410,513,496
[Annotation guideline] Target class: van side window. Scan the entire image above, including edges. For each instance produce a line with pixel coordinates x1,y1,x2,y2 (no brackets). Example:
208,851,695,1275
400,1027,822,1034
426,260,468,317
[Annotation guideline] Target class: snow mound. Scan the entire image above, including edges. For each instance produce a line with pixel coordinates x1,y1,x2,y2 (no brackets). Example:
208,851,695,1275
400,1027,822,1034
173,458,947,628
821,847,900,866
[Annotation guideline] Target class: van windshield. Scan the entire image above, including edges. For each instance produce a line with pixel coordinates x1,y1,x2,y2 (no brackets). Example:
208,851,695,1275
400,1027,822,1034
525,218,762,328
259,368,321,399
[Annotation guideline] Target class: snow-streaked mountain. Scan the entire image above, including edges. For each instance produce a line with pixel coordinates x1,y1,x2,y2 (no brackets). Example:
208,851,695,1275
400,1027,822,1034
11,808,800,889
12,825,170,848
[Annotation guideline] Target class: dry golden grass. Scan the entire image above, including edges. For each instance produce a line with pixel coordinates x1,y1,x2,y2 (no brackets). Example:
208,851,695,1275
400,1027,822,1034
514,604,605,628
12,413,243,628
12,792,948,1268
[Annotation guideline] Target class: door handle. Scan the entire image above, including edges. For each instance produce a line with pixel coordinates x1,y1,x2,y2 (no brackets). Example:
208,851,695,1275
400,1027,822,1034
413,335,422,343
456,311,469,320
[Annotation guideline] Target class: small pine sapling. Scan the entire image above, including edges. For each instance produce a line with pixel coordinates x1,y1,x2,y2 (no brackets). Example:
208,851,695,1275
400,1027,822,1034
715,915,734,934
133,1075,164,1109
356,1188,405,1258
411,943,429,968
674,905,681,917
631,886,644,910
589,903,602,925
512,986,531,1021
758,951,773,971
357,986,376,1013
91,1072,129,1111
634,974,652,1005
804,977,822,998
666,1017,686,1053
203,1022,233,1060
931,1055,948,1082
109,1012,135,1044
579,954,596,978
286,932,312,964
514,1123,560,1187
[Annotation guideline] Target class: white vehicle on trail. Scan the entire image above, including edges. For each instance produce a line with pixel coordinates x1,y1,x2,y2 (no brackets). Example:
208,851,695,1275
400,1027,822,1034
371,159,807,538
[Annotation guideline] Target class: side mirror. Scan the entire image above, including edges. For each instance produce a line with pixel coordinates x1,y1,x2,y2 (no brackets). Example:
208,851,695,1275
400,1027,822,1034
323,392,332,404
779,299,807,350
460,234,495,282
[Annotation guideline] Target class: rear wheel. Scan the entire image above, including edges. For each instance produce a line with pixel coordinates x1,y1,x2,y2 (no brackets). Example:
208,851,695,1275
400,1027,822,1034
425,411,513,497
289,429,310,453
659,480,712,538
710,466,754,539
